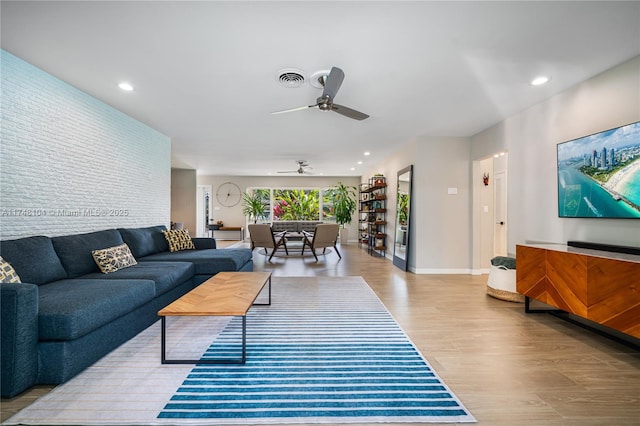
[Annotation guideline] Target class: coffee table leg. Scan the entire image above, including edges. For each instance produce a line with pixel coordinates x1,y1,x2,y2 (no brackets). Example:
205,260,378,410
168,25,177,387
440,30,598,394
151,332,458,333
161,316,167,364
253,275,272,306
242,315,246,363
161,315,247,364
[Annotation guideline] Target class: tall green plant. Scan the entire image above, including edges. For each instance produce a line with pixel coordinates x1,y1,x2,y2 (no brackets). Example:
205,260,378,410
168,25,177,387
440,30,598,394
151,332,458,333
242,191,268,223
331,182,357,227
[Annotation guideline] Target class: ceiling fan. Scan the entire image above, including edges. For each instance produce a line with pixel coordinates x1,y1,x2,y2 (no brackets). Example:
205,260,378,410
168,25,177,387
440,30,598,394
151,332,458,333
277,160,313,175
272,67,369,121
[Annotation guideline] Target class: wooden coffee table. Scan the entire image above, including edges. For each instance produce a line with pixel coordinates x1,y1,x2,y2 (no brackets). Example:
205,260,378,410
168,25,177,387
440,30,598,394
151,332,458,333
158,271,271,364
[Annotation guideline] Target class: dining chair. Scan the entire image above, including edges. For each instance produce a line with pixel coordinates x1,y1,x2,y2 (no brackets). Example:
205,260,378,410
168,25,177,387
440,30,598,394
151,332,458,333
301,223,341,261
248,224,289,262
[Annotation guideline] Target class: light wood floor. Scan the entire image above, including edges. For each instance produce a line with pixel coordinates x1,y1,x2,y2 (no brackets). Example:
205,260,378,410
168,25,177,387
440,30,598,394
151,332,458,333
2,241,639,425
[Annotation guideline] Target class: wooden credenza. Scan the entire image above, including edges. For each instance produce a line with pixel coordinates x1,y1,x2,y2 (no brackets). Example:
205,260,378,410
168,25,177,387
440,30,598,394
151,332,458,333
516,244,640,338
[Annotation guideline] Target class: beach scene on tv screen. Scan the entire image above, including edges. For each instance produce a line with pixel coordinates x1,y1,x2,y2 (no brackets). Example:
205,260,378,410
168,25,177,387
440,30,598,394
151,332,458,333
557,121,640,218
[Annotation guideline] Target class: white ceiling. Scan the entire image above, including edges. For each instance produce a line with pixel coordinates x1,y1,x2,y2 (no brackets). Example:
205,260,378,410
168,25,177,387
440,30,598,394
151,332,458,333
2,1,639,176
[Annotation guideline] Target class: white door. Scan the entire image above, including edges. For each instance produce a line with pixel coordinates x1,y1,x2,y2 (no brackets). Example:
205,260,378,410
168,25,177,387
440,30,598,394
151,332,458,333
493,171,507,256
196,185,212,237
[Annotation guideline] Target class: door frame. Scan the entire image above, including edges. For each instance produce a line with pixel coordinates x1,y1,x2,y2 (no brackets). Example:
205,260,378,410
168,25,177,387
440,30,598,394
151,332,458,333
196,185,212,237
472,153,508,275
493,170,508,257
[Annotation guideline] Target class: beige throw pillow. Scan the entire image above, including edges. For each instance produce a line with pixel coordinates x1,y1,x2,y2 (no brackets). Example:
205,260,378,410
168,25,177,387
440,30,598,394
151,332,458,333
92,243,138,274
162,229,195,252
0,256,21,283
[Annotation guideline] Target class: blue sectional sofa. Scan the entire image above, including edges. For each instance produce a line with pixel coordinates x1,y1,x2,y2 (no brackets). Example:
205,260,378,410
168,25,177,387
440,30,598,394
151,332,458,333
0,225,253,398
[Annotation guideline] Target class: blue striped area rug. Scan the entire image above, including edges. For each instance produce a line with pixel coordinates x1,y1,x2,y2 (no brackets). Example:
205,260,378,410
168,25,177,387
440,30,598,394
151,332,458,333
158,276,475,423
4,277,474,425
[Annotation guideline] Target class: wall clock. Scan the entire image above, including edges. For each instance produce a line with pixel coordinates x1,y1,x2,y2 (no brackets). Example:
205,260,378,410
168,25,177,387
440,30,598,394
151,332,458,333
216,182,242,207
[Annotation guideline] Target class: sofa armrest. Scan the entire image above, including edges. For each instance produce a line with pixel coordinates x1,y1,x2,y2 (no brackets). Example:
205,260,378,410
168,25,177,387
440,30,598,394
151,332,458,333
1,283,39,397
192,237,217,250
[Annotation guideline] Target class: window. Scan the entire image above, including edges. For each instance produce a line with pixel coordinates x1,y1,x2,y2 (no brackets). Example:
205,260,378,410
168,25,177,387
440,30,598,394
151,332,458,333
273,189,320,221
322,188,336,222
244,188,271,223
245,187,337,224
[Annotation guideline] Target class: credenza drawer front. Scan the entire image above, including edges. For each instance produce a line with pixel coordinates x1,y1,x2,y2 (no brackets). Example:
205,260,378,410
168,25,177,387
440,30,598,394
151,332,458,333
587,257,640,337
546,250,588,317
516,246,548,303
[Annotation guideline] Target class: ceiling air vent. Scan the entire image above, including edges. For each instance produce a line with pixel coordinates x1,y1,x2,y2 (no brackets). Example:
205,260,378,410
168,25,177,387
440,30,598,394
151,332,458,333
276,68,306,88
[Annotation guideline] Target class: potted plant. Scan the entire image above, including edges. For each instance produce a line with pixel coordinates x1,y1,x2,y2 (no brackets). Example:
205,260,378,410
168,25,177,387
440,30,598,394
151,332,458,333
331,182,357,245
242,191,268,223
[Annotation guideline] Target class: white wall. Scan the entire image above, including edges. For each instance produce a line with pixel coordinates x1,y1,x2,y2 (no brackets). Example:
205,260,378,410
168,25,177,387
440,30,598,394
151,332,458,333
0,50,171,239
363,137,473,274
413,137,472,273
472,56,640,252
196,175,361,240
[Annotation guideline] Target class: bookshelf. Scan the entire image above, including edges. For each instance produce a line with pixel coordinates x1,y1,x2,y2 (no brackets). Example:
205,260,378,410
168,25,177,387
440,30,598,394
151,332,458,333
358,175,387,257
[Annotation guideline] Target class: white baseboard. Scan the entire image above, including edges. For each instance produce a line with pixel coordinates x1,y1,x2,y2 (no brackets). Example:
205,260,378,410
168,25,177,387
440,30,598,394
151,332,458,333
412,268,474,275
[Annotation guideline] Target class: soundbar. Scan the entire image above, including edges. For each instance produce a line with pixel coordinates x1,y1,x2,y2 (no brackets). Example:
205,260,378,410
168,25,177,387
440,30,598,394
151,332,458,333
567,241,640,256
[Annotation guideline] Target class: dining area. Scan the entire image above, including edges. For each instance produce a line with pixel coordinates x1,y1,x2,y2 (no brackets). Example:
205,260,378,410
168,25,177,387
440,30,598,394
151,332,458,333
247,222,341,262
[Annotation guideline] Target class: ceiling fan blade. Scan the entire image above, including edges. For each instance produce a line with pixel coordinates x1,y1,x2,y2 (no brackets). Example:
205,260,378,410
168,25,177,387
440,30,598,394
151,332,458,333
322,67,344,99
331,104,370,120
277,170,299,173
271,104,317,115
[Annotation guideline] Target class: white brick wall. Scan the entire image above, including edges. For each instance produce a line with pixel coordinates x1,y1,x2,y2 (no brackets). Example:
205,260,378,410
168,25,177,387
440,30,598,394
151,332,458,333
0,50,171,239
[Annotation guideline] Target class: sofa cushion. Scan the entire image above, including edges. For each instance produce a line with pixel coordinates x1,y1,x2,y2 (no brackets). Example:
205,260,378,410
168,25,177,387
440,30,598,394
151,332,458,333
0,236,67,285
139,248,252,276
118,225,169,258
92,243,138,274
271,221,322,233
52,229,125,278
37,279,156,341
162,229,195,252
299,221,322,233
271,221,296,233
81,261,194,296
0,256,21,283
0,282,39,397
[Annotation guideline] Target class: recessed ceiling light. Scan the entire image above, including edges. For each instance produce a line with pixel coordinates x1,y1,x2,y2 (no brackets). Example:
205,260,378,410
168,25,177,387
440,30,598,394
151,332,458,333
530,76,550,86
364,152,370,156
357,161,363,165
118,82,134,91
350,167,355,171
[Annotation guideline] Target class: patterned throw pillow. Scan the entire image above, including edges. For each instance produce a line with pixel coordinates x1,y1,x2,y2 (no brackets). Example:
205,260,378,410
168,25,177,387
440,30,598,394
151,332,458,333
0,255,21,283
162,229,195,252
91,243,138,274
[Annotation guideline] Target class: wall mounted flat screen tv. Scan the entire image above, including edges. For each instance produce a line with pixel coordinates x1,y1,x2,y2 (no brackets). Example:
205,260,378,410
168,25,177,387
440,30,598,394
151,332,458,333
557,121,640,218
